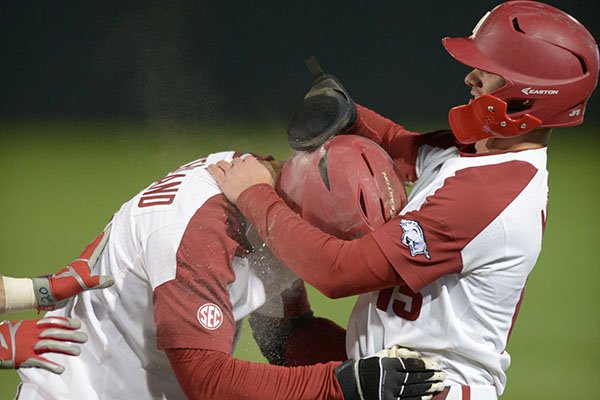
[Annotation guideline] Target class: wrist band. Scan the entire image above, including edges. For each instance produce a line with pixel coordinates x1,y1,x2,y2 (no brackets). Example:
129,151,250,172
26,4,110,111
1,276,36,313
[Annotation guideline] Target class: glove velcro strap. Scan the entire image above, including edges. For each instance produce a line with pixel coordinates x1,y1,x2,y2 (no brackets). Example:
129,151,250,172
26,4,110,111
334,359,360,400
31,277,58,307
0,320,21,369
0,359,15,369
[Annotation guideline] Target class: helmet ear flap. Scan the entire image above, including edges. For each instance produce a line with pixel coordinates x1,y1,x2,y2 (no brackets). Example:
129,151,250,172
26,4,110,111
448,94,542,144
505,99,533,114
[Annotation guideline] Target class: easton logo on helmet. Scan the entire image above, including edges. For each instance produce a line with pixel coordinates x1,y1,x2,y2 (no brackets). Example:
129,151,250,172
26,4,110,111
382,171,397,218
520,87,560,96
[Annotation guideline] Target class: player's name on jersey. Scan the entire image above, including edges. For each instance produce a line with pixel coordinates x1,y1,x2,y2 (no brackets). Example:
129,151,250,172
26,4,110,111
138,158,208,208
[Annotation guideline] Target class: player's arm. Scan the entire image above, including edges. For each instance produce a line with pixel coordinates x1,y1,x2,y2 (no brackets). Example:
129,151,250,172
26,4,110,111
249,280,347,366
0,224,114,315
167,348,343,400
0,317,87,374
166,346,444,400
238,183,401,298
210,157,539,296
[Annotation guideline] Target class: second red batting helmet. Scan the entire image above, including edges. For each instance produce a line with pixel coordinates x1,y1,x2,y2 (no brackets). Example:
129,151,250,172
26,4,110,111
277,135,406,240
443,1,599,143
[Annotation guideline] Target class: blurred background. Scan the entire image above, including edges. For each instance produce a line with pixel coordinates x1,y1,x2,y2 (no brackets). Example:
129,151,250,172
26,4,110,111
1,1,598,398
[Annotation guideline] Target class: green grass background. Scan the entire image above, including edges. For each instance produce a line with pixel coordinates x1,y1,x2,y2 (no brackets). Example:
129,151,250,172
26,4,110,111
0,119,598,399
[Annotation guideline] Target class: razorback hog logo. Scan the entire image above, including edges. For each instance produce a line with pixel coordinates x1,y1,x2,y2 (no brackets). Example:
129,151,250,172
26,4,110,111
400,219,431,260
197,303,223,330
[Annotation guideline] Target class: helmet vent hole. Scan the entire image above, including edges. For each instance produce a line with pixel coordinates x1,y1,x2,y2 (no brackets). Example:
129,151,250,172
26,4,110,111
512,18,526,33
359,190,368,219
506,99,533,114
361,152,374,176
379,198,387,220
575,54,588,74
318,154,331,191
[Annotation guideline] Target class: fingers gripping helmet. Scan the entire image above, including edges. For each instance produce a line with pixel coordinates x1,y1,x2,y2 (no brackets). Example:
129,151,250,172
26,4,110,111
277,135,407,240
443,1,599,143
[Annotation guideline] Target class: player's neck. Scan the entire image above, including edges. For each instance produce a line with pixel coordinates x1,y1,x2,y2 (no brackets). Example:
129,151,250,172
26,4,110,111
475,128,551,154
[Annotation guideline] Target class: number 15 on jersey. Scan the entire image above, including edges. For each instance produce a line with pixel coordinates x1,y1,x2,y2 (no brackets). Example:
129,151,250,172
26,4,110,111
376,285,423,321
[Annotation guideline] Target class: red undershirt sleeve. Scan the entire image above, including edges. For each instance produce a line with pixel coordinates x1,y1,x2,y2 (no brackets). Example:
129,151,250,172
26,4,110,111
166,348,344,400
346,105,423,182
250,281,347,366
280,316,348,365
347,105,465,182
278,282,347,365
237,184,402,298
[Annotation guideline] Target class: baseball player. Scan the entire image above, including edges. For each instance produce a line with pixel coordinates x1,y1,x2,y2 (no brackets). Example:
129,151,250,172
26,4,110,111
17,144,444,399
1,231,114,375
208,2,599,399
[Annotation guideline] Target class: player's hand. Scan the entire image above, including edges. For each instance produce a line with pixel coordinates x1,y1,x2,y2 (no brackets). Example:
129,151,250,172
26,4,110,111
0,317,88,374
287,57,357,151
335,345,445,400
32,224,114,311
208,156,275,204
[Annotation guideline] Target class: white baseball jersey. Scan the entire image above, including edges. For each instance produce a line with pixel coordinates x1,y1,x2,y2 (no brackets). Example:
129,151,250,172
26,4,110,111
346,143,548,399
18,151,296,400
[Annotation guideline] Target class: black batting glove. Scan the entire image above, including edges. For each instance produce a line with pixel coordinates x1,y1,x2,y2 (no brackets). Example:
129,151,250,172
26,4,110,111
287,57,357,151
334,346,445,400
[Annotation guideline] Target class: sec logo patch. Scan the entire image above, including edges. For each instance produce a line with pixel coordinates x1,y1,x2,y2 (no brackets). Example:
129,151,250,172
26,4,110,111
197,303,223,330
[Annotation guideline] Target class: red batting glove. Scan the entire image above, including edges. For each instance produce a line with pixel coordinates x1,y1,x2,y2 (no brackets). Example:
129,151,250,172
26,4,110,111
33,224,115,311
0,317,88,374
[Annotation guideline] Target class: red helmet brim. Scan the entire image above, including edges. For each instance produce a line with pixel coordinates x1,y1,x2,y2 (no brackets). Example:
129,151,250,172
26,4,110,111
442,37,500,77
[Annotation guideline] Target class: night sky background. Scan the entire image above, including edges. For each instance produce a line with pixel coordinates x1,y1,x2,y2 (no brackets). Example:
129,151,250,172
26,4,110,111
2,0,599,126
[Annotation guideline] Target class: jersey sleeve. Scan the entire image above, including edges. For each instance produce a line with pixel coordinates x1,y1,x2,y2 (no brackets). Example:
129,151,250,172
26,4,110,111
346,105,422,182
372,161,538,291
151,195,249,353
166,348,344,400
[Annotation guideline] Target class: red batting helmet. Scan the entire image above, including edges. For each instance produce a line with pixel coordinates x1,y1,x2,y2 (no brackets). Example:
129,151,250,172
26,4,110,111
443,1,599,143
277,135,406,240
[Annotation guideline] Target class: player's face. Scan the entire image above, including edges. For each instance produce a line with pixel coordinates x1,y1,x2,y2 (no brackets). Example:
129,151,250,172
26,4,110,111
464,69,505,98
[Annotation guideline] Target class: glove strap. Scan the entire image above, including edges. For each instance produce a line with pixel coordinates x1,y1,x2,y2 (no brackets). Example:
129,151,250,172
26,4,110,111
334,359,360,400
31,276,59,308
305,56,325,79
0,320,22,369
